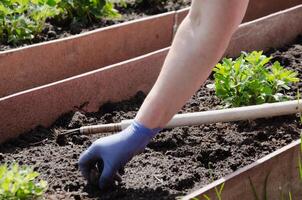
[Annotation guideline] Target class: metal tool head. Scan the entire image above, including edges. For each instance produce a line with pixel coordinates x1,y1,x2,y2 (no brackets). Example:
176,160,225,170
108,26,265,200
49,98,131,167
61,128,81,136
56,128,80,146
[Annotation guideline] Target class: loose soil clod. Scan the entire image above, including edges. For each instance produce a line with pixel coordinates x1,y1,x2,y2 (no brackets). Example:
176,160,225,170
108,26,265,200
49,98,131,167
0,38,302,199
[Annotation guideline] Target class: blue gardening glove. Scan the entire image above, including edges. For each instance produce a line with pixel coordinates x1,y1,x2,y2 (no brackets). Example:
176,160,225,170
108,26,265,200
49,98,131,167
78,121,161,189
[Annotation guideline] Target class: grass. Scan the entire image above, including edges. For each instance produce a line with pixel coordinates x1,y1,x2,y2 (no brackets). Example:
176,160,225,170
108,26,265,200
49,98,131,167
248,172,270,200
200,165,225,200
202,182,224,200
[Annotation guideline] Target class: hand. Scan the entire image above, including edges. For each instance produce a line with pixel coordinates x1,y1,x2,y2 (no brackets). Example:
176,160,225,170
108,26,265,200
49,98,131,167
78,121,160,189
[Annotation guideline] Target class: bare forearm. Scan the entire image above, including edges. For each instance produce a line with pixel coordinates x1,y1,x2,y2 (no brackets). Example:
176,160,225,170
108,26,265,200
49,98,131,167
135,0,249,128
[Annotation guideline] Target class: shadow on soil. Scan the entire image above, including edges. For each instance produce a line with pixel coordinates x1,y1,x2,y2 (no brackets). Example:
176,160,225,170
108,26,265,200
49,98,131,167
83,184,181,200
0,125,55,154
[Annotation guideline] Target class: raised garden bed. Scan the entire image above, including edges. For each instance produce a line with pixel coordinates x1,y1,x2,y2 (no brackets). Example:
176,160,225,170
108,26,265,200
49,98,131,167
1,5,301,143
0,37,302,199
0,0,191,51
183,139,302,200
1,1,301,98
1,0,300,51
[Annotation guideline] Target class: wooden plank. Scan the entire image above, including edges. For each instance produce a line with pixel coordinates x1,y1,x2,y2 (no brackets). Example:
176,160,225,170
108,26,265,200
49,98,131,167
0,5,301,143
1,1,301,97
0,13,175,97
183,140,302,200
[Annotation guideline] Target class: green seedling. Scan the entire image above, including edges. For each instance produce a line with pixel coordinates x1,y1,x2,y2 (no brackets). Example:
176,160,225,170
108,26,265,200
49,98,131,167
0,0,61,45
58,0,120,24
0,163,47,200
209,51,299,107
202,165,225,200
0,0,120,45
288,192,292,200
279,188,294,200
288,192,293,200
202,183,224,200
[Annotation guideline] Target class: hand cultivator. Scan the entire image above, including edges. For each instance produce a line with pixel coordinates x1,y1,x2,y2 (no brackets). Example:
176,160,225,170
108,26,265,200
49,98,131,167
61,100,302,137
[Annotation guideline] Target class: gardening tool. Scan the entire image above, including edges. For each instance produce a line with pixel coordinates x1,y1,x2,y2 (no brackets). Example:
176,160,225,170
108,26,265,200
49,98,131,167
61,100,302,137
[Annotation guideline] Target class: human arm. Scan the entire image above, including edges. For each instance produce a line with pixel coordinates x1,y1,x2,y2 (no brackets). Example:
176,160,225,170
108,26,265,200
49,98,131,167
79,0,249,189
135,0,249,128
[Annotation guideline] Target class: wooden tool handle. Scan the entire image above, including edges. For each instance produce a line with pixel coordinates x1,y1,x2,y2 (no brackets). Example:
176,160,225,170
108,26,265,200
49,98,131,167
164,100,302,128
77,100,302,135
80,123,122,135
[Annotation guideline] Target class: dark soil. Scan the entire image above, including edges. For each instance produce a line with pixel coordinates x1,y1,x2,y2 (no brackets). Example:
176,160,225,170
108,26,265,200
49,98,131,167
0,39,302,200
0,0,191,51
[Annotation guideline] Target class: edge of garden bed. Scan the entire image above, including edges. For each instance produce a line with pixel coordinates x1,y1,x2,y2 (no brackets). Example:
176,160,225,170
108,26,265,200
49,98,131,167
0,1,301,98
182,139,302,200
0,4,301,143
0,12,175,97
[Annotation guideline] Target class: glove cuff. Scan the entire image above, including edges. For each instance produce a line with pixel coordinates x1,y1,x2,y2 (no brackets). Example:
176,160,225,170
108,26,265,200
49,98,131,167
132,120,161,139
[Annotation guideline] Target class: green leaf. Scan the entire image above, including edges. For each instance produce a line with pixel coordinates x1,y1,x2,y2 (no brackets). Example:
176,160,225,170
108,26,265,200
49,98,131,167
0,0,61,45
212,51,299,107
0,163,47,199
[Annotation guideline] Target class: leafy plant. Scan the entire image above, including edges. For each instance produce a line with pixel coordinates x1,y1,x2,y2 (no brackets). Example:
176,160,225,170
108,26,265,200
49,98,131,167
0,0,121,45
58,0,120,24
0,163,47,200
0,0,61,45
210,51,299,107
